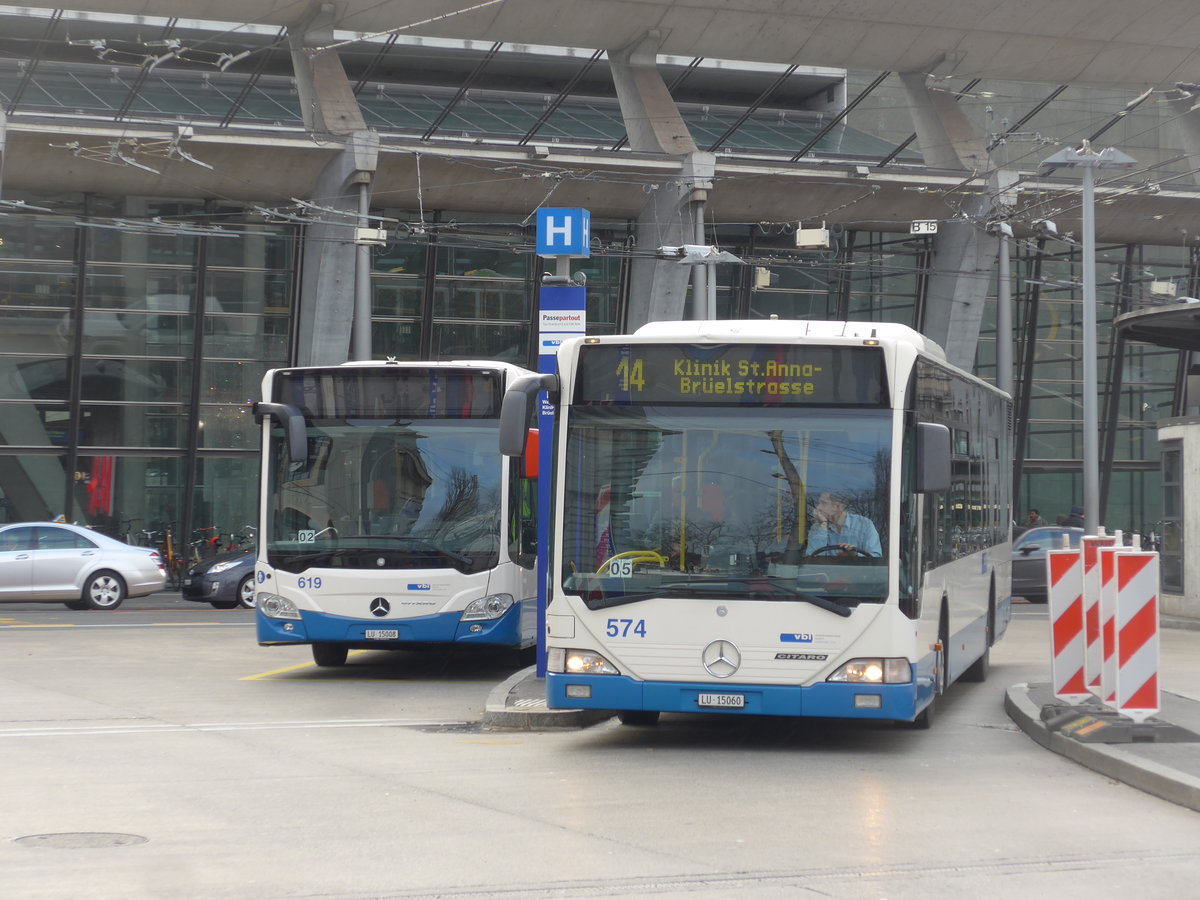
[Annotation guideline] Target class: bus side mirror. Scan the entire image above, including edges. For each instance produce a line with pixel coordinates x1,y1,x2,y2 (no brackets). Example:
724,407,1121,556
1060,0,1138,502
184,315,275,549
915,422,951,493
253,401,306,463
499,373,558,457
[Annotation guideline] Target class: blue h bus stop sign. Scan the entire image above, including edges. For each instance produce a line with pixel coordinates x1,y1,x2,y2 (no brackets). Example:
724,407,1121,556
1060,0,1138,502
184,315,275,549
536,208,591,258
534,209,588,676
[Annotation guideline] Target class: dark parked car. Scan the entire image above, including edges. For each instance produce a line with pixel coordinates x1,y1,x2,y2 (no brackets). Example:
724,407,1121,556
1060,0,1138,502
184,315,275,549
1011,526,1084,603
182,549,256,609
0,521,166,609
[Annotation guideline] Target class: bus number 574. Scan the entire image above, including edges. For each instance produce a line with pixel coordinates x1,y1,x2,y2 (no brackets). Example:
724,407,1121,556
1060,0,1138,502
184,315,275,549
606,618,647,638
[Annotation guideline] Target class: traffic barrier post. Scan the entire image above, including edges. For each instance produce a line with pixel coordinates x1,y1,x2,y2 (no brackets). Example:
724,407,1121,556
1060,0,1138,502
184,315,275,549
1080,534,1116,698
1047,544,1088,702
1098,534,1127,706
1115,550,1161,722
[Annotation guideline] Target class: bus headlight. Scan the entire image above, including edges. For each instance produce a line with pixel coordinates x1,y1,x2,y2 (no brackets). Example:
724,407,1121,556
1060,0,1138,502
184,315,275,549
557,649,619,676
259,593,301,620
461,593,514,621
827,658,911,684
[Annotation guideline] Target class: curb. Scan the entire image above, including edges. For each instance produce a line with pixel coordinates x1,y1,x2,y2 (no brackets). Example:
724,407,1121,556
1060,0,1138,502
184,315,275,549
1004,682,1200,812
1162,615,1200,632
482,666,615,730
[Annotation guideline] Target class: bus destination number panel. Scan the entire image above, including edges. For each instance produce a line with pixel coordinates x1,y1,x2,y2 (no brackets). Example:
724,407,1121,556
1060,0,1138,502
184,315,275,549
574,343,887,406
274,369,503,420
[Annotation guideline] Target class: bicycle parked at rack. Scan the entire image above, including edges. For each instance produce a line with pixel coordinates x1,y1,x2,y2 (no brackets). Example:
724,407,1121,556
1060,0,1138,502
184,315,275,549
193,525,222,559
140,525,184,590
222,525,257,552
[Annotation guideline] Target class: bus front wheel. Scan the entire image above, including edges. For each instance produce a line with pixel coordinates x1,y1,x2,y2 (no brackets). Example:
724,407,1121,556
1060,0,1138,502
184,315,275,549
312,643,349,667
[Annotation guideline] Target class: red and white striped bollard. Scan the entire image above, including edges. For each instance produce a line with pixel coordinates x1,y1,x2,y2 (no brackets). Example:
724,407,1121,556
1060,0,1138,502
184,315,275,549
1115,548,1161,722
1081,534,1116,698
1047,543,1087,702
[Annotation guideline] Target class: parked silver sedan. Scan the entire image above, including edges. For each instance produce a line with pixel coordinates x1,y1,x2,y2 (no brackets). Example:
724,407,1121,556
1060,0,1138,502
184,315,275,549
0,522,167,610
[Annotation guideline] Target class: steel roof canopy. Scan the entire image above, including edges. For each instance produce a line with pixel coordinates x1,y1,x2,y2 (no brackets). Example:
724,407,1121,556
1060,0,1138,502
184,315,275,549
1116,302,1200,351
18,0,1200,88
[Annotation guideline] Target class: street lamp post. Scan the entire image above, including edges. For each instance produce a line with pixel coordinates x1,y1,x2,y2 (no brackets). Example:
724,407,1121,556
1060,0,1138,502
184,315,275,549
1041,141,1136,535
988,220,1014,397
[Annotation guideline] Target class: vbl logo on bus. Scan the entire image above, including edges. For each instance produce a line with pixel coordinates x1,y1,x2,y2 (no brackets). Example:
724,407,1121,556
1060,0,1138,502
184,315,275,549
780,633,814,643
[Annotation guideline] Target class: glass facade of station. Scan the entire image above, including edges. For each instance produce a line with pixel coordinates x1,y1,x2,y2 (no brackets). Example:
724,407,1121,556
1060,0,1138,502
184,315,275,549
3,199,1180,547
0,42,1192,551
0,196,294,552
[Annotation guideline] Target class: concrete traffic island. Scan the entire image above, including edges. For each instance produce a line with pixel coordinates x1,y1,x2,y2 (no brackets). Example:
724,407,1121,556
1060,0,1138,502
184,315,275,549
1006,681,1200,812
483,666,615,730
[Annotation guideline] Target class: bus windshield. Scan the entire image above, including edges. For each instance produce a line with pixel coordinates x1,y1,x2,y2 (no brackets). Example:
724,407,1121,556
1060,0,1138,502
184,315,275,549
266,418,503,575
562,405,891,608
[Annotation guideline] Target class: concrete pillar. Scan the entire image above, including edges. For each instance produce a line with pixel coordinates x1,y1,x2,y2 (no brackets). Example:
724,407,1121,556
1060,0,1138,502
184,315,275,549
0,361,62,520
609,30,697,157
922,196,999,370
288,4,377,366
900,72,998,368
898,72,989,173
625,152,716,327
1166,91,1200,187
288,3,367,136
609,31,711,328
294,132,379,366
0,109,6,197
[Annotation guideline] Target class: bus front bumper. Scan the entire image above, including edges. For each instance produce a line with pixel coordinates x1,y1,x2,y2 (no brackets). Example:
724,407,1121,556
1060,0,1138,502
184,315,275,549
256,603,526,648
547,672,929,721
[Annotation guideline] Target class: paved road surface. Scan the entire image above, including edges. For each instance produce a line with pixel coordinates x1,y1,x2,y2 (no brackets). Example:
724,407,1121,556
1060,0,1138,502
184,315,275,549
1,599,1197,899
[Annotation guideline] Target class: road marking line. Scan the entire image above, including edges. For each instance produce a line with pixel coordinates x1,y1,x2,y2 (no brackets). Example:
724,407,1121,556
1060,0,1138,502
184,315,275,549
240,649,368,680
0,622,251,630
240,661,321,680
0,717,469,738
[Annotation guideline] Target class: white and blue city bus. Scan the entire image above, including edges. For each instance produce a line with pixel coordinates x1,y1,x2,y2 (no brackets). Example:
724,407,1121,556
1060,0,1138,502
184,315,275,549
500,320,1011,726
254,360,538,667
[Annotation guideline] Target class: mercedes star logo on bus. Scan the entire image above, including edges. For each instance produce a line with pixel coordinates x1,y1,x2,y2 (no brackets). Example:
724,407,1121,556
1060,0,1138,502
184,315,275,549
702,639,741,678
370,598,390,617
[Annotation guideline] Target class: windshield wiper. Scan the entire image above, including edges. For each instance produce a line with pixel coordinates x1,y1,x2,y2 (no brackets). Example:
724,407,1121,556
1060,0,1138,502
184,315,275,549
377,536,473,568
574,576,856,617
743,580,853,618
658,578,854,618
579,590,660,610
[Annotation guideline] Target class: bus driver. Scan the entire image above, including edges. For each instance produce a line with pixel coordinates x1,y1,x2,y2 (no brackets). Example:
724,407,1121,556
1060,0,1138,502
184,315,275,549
804,491,882,557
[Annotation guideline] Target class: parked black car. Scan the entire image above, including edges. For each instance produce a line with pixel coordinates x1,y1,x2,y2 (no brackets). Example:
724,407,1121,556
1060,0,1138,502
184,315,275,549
181,549,256,609
1011,526,1084,603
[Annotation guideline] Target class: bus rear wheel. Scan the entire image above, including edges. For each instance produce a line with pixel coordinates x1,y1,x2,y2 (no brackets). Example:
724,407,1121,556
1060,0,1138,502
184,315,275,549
617,710,660,726
962,644,989,683
962,589,995,683
312,643,349,667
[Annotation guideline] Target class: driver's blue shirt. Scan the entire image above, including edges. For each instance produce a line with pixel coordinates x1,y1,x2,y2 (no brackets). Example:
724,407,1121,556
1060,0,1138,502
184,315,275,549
804,513,882,557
